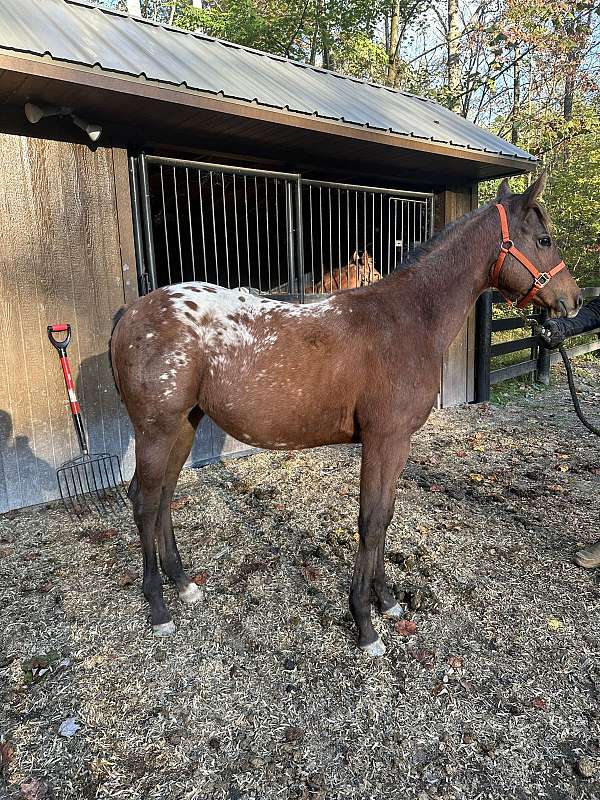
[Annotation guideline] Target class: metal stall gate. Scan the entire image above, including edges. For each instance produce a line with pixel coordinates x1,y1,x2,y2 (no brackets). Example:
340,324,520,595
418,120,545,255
130,154,434,299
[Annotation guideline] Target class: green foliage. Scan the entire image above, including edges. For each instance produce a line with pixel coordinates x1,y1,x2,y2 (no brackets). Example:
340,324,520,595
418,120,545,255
481,103,600,287
330,32,388,83
543,118,600,286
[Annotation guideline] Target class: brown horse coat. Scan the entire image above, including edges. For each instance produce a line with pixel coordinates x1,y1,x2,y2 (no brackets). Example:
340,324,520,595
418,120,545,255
111,176,582,653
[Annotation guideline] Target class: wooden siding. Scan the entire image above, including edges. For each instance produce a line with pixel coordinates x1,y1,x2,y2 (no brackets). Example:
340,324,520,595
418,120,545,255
439,184,478,408
0,133,134,511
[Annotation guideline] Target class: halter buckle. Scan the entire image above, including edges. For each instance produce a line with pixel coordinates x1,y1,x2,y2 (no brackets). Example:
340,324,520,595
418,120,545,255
500,239,514,252
535,272,551,288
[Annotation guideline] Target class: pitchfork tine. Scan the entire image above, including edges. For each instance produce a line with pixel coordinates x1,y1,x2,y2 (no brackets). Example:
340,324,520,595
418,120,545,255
88,459,111,513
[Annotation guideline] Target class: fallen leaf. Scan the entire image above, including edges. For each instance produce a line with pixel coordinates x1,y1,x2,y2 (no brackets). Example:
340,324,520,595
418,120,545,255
547,617,563,631
557,465,569,473
191,571,209,585
448,655,463,669
88,528,118,544
469,473,484,483
455,450,467,457
0,740,14,771
395,620,417,637
117,570,136,587
19,778,48,800
284,726,305,743
22,652,62,685
274,503,285,511
531,697,547,711
414,648,436,668
36,581,52,594
429,484,445,493
302,564,320,582
170,496,192,511
548,484,565,493
58,717,80,737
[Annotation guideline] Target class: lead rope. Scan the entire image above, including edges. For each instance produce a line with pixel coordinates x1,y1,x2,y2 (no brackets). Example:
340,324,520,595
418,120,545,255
557,343,600,437
498,308,600,437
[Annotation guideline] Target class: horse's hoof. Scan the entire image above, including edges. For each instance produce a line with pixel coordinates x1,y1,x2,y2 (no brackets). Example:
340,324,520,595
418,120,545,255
382,602,405,620
360,637,386,657
179,582,202,605
153,620,176,637
574,543,600,569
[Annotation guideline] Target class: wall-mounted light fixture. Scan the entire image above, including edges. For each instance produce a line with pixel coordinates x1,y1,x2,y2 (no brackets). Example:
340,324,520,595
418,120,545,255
24,102,102,142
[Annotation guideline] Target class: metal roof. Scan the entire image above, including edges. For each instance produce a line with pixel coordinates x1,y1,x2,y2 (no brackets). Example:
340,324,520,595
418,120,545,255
0,0,535,164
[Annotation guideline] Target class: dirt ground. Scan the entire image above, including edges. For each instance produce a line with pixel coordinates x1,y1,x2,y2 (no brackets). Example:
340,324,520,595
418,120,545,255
1,360,600,800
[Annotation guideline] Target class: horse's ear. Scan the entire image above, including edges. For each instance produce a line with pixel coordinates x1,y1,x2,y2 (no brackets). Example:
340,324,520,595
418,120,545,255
519,171,547,207
496,178,511,202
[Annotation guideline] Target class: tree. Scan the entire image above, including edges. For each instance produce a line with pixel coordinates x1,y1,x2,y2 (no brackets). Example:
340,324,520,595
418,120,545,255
446,0,460,111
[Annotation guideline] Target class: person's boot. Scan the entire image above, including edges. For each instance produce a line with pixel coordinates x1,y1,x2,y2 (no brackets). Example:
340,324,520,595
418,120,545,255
574,541,600,569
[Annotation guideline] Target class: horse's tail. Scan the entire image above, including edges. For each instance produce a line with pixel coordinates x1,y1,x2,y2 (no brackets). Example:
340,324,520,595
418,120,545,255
108,305,128,396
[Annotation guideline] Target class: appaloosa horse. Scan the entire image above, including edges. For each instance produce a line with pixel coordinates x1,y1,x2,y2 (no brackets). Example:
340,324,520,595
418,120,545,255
111,176,581,655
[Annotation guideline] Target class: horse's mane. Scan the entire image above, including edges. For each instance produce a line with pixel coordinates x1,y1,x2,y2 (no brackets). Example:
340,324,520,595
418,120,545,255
384,204,484,278
384,197,551,281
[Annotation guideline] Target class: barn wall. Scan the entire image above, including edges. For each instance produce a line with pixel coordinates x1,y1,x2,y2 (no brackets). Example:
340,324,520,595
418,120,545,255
438,184,479,407
0,133,135,511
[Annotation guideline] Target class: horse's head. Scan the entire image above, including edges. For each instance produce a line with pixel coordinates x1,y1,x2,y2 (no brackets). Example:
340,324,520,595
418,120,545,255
356,250,380,285
493,174,582,318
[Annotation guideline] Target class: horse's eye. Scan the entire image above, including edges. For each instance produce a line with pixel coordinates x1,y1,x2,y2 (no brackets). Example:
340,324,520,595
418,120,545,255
538,236,551,247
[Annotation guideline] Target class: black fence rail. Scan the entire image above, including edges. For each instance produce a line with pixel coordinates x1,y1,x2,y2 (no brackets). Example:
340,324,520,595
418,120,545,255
475,287,600,401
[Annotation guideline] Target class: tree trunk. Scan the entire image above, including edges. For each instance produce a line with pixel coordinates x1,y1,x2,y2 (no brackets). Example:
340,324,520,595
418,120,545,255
563,72,574,122
387,0,400,86
447,0,460,111
309,0,320,65
512,49,521,145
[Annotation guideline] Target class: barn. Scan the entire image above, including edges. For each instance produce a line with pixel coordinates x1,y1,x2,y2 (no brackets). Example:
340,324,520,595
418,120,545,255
0,0,536,512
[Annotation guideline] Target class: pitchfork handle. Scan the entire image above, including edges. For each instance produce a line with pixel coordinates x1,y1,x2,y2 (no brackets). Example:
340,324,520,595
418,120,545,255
47,324,89,456
47,323,72,350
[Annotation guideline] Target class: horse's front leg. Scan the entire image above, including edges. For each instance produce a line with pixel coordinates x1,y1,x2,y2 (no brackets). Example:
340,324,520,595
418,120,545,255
350,433,409,656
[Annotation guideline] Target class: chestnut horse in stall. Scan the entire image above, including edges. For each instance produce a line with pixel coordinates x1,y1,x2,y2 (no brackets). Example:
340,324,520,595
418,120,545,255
110,176,581,655
307,250,382,294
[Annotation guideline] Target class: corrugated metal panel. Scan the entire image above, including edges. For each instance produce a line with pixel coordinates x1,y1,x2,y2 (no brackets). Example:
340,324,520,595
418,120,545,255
0,0,535,164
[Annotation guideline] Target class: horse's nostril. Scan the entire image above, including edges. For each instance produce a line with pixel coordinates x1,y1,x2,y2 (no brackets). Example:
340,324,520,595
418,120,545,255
558,299,568,318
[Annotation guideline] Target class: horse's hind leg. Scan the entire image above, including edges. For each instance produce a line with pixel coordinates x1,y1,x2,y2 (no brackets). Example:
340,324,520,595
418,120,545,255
155,406,204,604
350,434,409,656
131,425,180,636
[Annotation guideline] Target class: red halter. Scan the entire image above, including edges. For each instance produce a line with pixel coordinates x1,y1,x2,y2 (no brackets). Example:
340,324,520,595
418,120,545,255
491,203,566,309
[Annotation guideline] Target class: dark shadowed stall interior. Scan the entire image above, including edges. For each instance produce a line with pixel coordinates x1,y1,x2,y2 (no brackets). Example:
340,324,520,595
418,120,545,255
0,0,536,511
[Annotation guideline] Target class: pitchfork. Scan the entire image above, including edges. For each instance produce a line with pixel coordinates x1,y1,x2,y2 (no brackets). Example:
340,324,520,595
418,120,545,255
47,324,127,516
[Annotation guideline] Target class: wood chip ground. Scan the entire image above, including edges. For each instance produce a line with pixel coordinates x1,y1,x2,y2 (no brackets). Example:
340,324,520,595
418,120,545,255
1,361,600,800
